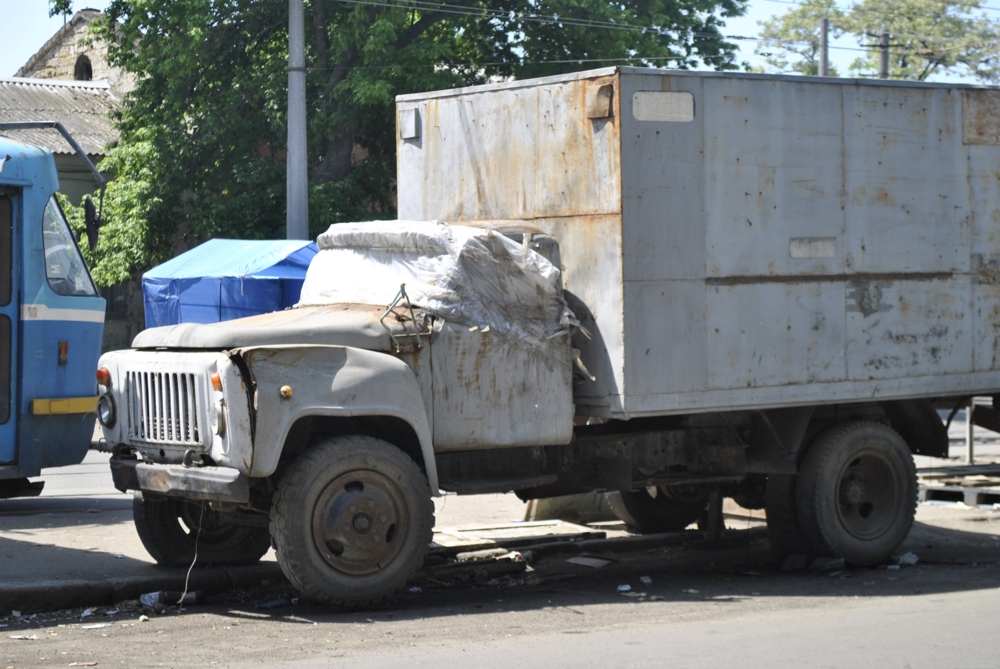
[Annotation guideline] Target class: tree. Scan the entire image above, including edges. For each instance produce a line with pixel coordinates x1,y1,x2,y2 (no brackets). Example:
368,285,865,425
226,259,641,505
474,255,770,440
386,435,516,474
75,0,747,285
757,0,1000,81
756,0,845,76
49,0,72,18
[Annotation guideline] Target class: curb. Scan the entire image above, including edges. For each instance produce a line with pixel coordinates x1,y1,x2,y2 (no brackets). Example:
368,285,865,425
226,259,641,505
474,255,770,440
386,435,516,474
4,563,287,614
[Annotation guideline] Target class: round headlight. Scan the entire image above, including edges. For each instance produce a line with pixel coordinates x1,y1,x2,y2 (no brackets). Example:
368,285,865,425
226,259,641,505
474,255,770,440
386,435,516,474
97,393,116,429
210,400,226,437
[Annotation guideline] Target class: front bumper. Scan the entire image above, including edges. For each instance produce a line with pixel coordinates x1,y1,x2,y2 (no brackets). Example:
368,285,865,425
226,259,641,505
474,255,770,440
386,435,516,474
110,457,249,503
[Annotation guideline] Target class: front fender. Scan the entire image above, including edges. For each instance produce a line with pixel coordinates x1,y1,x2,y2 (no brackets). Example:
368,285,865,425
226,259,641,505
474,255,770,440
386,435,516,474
237,345,437,492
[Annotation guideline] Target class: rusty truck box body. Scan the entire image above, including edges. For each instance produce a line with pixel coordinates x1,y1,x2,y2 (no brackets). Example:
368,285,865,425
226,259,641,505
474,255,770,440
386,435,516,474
396,67,1000,420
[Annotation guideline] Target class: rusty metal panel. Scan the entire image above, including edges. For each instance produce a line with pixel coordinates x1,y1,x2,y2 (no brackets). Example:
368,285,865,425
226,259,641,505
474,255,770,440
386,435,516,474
963,89,1000,145
967,144,1000,372
429,323,573,451
845,277,972,379
397,71,621,221
524,214,625,414
619,73,706,282
698,76,846,280
705,282,847,389
841,85,968,274
624,280,707,395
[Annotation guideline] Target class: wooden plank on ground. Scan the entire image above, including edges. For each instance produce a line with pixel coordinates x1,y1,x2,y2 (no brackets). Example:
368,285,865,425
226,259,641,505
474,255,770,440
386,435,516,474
430,520,605,555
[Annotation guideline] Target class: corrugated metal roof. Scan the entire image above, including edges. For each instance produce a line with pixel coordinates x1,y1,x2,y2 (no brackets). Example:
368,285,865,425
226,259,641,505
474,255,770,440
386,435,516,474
0,77,118,155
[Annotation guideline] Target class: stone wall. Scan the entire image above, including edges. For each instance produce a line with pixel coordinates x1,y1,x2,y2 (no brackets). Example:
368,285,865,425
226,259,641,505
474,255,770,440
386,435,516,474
16,11,133,94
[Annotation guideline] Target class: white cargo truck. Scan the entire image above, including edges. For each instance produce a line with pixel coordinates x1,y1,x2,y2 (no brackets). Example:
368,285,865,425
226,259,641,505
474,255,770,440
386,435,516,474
98,67,1000,605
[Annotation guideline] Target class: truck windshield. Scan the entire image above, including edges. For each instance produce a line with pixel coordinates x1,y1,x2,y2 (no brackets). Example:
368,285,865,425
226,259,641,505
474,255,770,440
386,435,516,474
42,196,97,297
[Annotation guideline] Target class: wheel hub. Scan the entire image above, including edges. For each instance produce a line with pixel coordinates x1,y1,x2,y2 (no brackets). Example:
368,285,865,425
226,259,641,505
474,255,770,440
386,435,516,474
841,478,866,506
312,471,407,575
835,450,901,540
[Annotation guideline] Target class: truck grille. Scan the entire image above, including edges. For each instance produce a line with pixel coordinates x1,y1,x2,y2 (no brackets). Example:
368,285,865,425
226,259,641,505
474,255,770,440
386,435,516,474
126,371,204,446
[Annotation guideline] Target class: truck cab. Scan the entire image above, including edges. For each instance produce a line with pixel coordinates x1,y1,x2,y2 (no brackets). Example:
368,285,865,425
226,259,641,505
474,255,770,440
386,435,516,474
0,136,106,498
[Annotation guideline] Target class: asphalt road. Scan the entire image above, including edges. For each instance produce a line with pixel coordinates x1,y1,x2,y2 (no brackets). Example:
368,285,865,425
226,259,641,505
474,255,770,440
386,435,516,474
2,446,999,669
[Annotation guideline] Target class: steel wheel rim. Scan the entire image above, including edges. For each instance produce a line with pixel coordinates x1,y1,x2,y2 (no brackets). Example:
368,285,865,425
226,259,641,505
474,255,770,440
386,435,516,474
834,447,902,541
311,470,408,575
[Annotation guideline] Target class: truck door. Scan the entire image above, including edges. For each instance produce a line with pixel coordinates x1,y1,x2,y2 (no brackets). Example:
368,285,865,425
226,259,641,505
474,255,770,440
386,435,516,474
0,192,18,463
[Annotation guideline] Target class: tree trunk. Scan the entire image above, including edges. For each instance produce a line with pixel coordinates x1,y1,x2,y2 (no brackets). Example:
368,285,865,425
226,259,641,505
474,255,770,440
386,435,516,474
311,125,357,185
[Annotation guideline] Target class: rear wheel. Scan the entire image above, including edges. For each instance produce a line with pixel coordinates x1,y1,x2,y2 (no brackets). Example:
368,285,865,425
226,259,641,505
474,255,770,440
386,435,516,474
795,421,917,566
764,474,813,558
269,436,434,607
606,485,707,533
132,492,271,567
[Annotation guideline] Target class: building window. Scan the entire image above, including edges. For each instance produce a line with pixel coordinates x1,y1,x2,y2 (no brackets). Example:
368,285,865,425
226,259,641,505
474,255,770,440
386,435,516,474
74,55,93,81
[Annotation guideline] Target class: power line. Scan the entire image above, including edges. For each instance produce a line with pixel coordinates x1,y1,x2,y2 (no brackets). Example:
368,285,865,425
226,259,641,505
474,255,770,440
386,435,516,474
333,0,682,33
331,0,906,53
763,0,1000,12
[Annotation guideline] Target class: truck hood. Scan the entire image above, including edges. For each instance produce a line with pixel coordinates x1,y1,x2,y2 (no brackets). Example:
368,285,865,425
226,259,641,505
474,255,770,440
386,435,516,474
131,304,414,351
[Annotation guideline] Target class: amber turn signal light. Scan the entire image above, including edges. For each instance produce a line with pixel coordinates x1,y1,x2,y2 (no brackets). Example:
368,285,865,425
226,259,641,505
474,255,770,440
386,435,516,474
211,372,223,392
96,366,111,387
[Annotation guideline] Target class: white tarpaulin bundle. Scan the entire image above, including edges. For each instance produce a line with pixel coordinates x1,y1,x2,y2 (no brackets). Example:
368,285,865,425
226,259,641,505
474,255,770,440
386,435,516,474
298,221,573,349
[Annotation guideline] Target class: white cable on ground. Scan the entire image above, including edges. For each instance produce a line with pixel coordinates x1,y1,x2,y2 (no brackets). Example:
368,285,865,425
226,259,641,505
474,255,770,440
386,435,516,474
177,501,204,608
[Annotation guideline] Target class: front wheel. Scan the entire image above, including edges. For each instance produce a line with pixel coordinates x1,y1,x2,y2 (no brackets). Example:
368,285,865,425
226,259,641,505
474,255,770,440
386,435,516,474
795,421,917,566
132,492,271,567
269,436,434,607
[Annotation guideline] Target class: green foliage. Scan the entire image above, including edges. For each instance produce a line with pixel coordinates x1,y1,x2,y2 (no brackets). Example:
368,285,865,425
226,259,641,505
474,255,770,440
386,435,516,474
844,0,1000,80
87,0,746,283
757,0,1000,81
756,0,844,76
48,0,72,18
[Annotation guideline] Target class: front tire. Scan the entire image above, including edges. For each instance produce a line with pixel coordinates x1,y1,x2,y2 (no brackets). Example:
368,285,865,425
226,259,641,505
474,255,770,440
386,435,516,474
795,421,917,566
269,436,434,607
132,492,271,567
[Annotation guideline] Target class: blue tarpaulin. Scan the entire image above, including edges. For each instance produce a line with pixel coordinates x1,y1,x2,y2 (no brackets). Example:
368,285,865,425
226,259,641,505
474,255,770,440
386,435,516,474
142,239,318,328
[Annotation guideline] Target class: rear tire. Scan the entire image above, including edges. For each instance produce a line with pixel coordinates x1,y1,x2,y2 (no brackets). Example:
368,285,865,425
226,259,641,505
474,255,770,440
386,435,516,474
269,436,434,607
132,492,271,567
606,485,707,533
795,421,917,566
764,474,813,558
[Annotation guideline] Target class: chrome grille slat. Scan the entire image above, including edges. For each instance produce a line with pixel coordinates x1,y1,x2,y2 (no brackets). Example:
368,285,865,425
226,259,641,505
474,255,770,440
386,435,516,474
126,370,204,446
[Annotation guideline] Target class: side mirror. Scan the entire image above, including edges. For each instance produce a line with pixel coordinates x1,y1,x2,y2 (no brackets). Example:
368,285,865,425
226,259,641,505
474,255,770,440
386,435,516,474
83,195,100,252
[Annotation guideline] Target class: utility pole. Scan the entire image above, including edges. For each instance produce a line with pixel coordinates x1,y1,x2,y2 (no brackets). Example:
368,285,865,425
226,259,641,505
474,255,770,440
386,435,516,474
286,0,309,240
878,30,889,79
819,18,829,76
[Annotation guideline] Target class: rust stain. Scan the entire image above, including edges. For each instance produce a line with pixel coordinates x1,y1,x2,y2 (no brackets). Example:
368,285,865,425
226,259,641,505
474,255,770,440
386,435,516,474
963,90,1000,145
872,187,895,207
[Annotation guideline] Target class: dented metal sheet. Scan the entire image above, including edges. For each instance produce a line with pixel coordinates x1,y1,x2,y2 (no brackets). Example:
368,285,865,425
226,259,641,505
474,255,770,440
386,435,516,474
430,322,573,451
398,67,1000,418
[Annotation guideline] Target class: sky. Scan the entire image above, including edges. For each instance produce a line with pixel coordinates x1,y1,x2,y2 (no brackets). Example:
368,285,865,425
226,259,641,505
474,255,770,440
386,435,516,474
0,0,979,83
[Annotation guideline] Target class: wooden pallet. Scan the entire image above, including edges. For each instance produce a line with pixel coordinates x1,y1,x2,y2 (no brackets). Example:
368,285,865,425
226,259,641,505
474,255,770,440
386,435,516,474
917,464,1000,508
